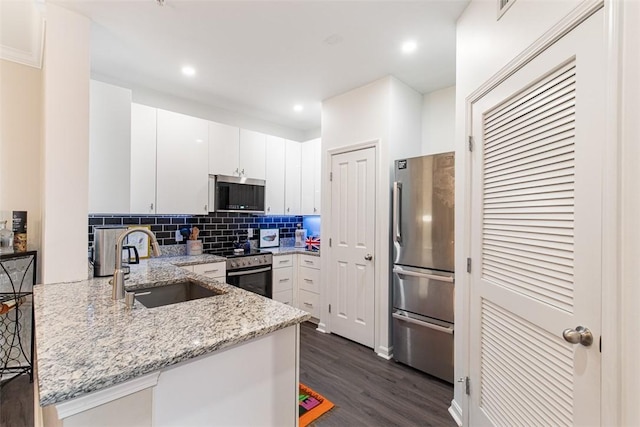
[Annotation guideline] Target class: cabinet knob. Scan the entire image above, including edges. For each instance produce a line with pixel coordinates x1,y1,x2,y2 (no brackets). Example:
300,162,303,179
150,203,154,211
241,168,245,176
313,207,317,213
235,168,239,175
287,207,290,212
204,204,208,212
267,207,271,212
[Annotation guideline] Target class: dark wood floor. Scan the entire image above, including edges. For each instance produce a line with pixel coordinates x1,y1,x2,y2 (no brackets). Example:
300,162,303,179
300,322,455,427
1,323,455,427
1,374,33,427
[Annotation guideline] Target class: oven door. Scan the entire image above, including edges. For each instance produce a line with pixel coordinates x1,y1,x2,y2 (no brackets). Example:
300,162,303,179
226,266,272,298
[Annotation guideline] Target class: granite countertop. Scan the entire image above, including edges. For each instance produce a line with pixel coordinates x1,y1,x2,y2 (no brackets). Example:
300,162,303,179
34,255,310,407
267,247,321,257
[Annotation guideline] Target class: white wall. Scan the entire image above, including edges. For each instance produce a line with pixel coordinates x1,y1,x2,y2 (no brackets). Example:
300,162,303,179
421,85,455,155
454,0,584,422
93,74,308,143
41,4,91,284
320,75,422,358
0,59,43,274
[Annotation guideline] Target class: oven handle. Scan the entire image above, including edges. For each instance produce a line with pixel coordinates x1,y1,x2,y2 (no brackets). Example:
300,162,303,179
392,312,454,335
227,267,272,277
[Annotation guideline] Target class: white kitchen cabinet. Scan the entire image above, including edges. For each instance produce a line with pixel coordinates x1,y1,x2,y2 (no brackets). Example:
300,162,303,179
265,135,285,215
130,103,157,214
284,140,301,215
192,262,226,280
296,254,321,319
156,109,209,214
300,138,321,215
209,121,240,177
89,80,132,214
272,255,294,305
239,129,266,180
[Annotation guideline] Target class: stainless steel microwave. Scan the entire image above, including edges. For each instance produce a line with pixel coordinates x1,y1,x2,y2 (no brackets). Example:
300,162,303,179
209,175,266,214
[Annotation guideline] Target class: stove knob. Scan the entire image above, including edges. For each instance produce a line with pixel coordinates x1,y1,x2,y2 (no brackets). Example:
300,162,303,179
231,262,237,268
242,261,247,266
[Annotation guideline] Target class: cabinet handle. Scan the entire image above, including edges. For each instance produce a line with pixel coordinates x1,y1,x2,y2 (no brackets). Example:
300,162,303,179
304,278,313,283
279,278,290,282
287,207,290,212
304,302,313,307
313,208,317,213
267,207,271,212
304,260,313,264
204,269,219,274
279,260,289,264
204,204,208,212
241,169,245,175
150,203,154,211
235,168,239,175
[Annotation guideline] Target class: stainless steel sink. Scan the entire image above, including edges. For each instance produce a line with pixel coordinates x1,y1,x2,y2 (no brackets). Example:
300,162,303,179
133,279,224,308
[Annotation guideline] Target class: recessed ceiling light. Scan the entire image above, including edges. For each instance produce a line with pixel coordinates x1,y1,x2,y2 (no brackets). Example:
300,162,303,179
402,40,417,54
293,104,304,112
181,66,196,77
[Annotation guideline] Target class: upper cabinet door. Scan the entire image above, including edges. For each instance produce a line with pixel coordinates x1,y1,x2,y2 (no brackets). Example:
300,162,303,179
300,138,321,215
156,109,209,214
284,140,301,215
300,140,315,215
239,129,266,180
88,80,132,214
311,138,322,214
265,135,285,215
130,103,157,214
209,121,240,176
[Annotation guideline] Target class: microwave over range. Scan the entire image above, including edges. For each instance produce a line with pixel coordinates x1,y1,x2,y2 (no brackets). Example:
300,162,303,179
210,174,266,214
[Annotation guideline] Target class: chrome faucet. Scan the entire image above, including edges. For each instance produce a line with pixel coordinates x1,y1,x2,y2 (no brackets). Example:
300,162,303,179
112,227,161,300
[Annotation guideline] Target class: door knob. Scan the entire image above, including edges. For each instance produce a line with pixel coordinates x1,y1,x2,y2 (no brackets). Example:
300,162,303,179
364,254,373,261
562,326,593,347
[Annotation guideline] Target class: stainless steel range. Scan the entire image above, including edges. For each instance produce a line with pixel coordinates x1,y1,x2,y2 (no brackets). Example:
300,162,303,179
217,250,273,298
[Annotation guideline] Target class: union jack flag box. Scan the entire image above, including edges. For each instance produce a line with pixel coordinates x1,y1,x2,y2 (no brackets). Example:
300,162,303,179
305,236,320,251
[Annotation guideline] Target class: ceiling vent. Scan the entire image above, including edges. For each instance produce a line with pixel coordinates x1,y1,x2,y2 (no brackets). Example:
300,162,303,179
497,0,516,20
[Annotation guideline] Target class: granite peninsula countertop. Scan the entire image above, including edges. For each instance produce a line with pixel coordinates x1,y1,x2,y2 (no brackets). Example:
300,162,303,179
34,254,310,407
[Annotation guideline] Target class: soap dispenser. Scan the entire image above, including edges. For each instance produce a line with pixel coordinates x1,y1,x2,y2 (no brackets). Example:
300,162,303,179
294,224,307,248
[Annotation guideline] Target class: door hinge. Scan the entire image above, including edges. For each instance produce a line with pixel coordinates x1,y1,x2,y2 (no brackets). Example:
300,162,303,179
329,172,333,182
468,136,474,152
329,304,332,314
466,257,472,273
458,377,470,395
329,238,332,247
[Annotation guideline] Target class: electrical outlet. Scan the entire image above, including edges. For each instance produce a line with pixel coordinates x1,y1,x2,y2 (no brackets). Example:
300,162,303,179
175,229,183,242
247,228,253,238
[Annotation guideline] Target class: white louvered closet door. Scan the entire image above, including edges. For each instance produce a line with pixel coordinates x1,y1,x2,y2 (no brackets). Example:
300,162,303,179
469,9,604,427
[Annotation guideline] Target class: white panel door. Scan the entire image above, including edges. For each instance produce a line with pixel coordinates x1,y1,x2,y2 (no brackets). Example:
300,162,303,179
208,121,239,176
156,109,209,214
130,103,157,214
239,129,266,179
469,10,604,426
284,140,301,215
88,80,131,213
330,146,376,347
265,135,285,215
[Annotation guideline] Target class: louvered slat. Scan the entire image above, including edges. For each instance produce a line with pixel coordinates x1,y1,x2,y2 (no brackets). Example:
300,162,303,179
480,300,574,427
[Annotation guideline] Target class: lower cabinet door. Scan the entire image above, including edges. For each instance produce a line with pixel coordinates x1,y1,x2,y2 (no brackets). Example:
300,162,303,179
298,289,319,318
273,290,293,305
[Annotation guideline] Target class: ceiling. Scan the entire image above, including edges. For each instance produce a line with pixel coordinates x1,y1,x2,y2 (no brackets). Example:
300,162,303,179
52,0,468,132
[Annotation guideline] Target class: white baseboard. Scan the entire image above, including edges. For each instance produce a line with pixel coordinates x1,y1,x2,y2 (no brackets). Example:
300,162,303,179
376,345,393,360
315,322,329,333
448,399,463,427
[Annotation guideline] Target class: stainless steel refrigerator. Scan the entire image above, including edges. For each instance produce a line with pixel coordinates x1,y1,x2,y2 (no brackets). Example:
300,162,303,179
392,152,455,383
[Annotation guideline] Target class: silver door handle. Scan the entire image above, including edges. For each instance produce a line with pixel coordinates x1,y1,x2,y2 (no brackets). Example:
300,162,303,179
392,312,454,335
562,326,593,347
364,254,373,261
393,267,454,283
393,182,402,243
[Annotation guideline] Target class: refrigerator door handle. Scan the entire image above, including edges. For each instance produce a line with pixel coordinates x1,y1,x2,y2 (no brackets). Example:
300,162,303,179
393,267,454,283
392,312,454,335
393,181,402,243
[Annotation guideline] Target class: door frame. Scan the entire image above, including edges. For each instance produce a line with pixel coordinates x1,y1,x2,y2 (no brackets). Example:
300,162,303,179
319,139,387,356
456,0,622,425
